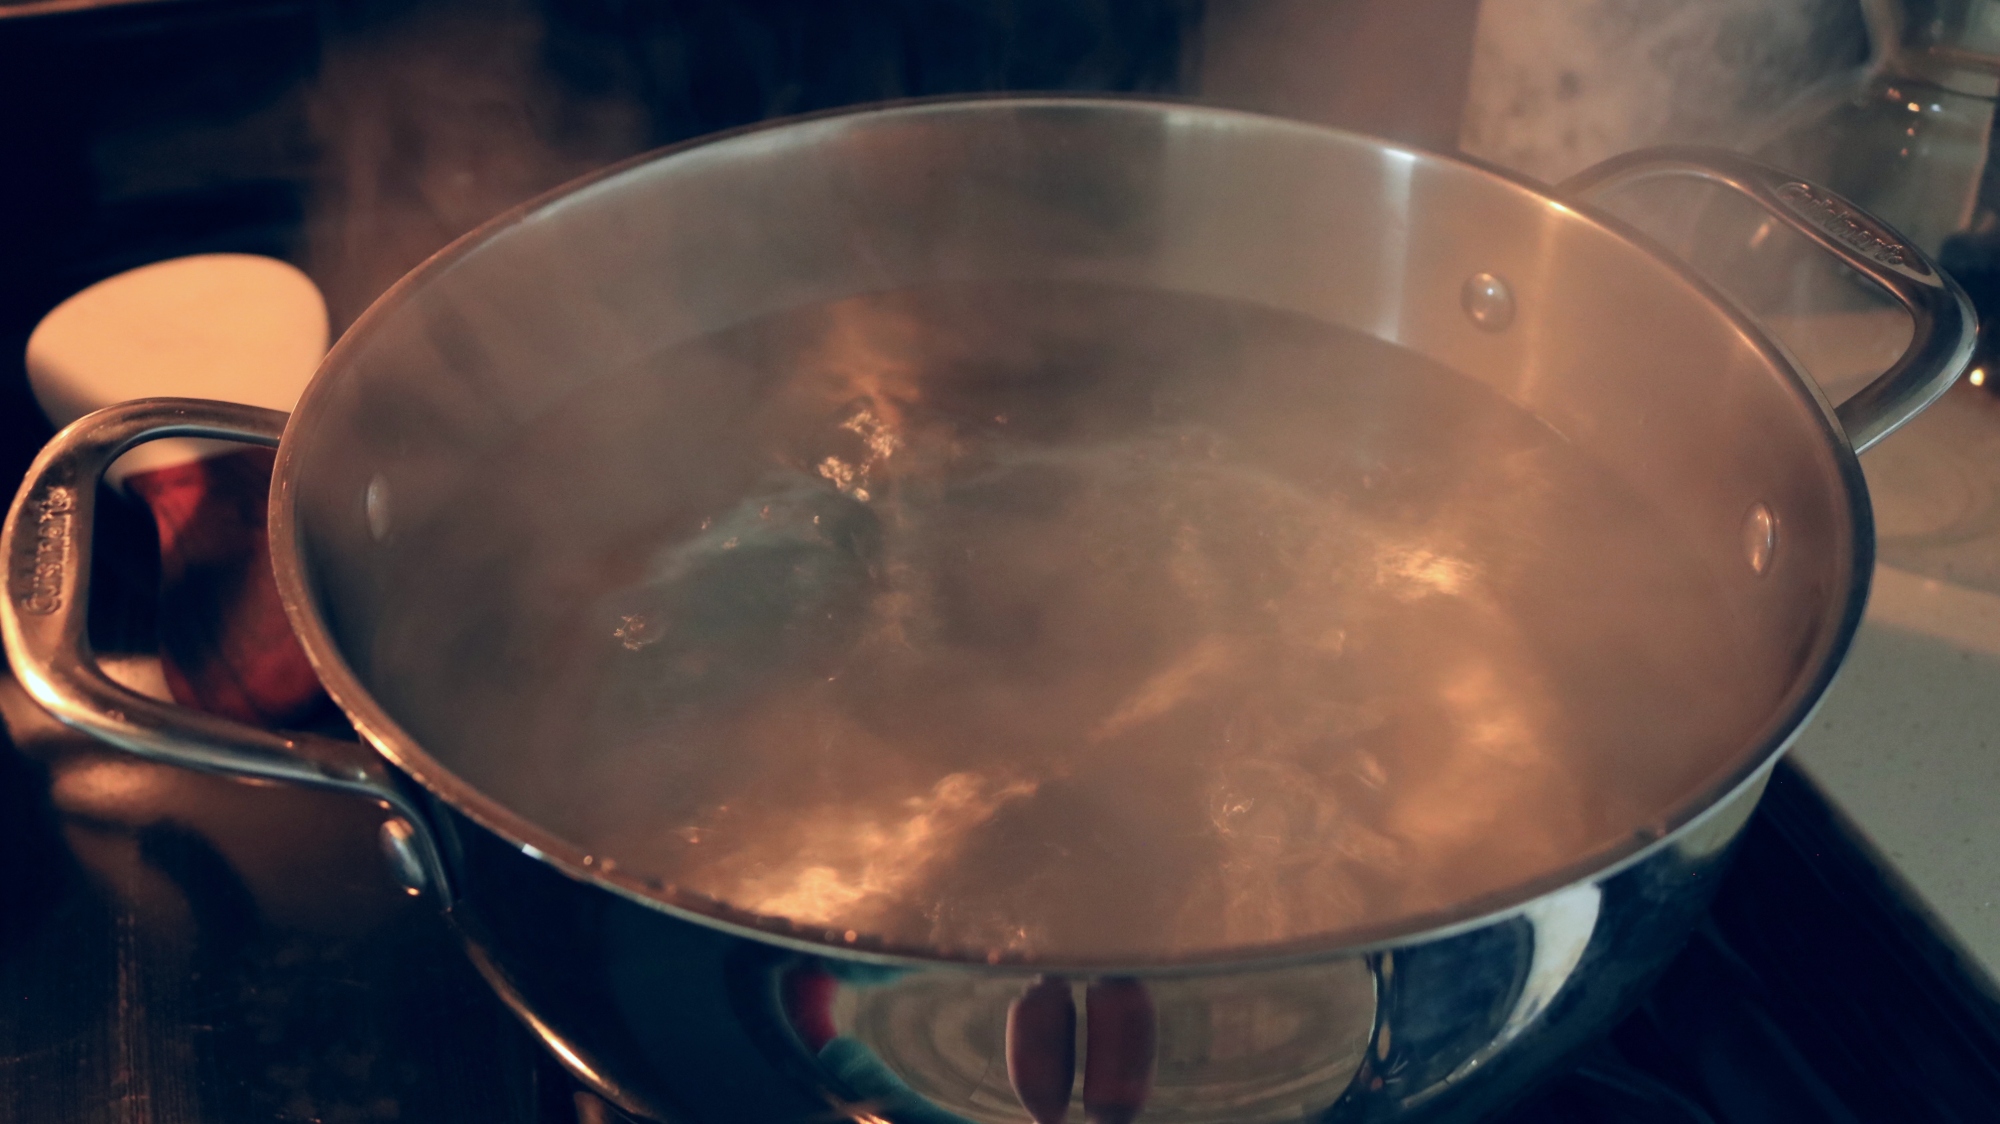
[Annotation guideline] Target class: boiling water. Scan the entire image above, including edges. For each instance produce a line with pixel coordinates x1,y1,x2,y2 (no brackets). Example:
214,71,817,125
373,281,1771,959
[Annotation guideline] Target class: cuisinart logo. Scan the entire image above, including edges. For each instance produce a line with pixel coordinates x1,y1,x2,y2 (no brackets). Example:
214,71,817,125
1774,181,1929,276
14,487,75,615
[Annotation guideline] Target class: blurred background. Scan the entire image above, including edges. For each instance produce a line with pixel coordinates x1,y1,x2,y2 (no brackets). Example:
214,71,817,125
7,0,1992,478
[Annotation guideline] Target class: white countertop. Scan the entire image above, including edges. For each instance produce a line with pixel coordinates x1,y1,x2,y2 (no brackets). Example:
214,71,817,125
1791,567,2000,971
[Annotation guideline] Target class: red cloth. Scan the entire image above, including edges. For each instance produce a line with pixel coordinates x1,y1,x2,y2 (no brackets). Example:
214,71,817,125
125,448,330,727
781,964,841,1055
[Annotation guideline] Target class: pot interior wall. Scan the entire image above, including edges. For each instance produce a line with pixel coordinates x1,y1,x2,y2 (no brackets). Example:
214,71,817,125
281,100,1861,958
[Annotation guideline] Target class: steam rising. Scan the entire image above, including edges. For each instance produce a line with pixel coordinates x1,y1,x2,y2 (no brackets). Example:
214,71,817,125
305,1,649,329
371,280,1773,959
302,0,1205,330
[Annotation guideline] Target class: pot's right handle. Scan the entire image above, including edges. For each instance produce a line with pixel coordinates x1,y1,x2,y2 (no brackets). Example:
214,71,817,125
1,396,449,898
1559,146,1978,454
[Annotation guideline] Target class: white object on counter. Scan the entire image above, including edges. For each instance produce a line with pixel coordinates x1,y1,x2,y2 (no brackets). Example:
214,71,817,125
23,253,327,484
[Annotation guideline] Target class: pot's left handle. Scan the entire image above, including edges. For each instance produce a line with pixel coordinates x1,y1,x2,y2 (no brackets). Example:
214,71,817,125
1,397,449,899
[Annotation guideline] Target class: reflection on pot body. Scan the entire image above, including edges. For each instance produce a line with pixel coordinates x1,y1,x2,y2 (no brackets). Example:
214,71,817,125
830,965,1371,1122
451,768,1762,1123
0,100,1972,1124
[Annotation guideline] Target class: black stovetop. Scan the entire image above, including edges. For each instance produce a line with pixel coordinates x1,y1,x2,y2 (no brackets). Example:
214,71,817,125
4,3,2000,1122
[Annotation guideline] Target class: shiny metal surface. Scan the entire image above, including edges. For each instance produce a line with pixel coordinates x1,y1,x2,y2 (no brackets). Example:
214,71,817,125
431,762,1768,1124
1,100,1977,1122
0,0,197,21
0,399,454,899
1559,146,1977,454
273,102,1910,958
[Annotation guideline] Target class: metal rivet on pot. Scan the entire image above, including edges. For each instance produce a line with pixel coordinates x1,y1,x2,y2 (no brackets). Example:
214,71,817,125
379,817,427,896
365,473,392,541
1461,271,1516,332
1743,503,1777,575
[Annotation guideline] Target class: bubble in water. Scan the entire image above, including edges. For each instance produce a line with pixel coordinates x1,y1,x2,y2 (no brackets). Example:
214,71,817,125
374,279,1768,959
615,613,664,650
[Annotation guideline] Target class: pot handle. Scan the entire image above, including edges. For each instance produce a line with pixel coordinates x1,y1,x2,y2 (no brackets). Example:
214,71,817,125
1559,146,1978,454
1,396,450,898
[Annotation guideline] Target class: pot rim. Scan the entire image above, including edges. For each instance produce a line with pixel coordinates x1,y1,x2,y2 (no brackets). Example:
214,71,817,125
266,94,1876,973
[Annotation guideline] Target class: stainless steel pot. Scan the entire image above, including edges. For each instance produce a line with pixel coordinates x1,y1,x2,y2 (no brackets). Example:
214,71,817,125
2,99,1974,1123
